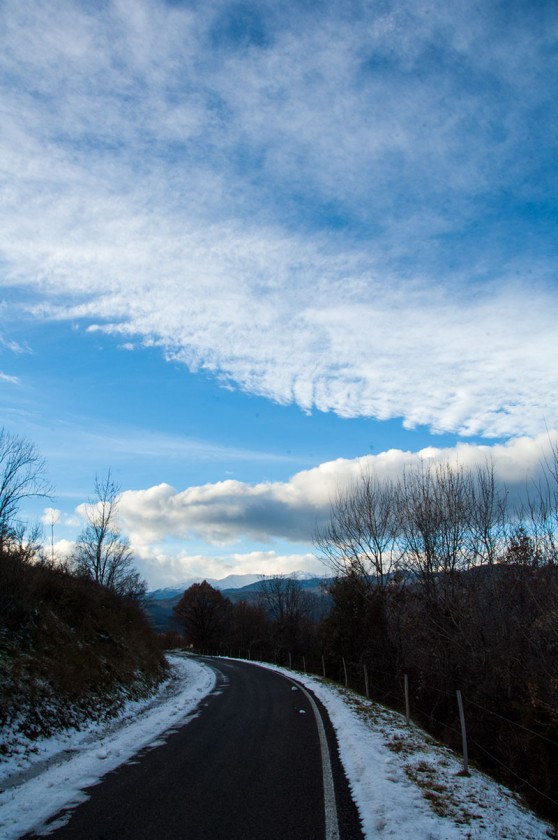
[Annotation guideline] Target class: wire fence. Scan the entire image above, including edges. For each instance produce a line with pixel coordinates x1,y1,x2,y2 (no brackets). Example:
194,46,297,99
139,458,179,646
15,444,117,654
203,644,558,824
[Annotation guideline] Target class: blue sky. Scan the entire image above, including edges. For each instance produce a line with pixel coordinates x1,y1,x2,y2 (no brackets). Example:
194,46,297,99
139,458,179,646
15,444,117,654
1,0,557,587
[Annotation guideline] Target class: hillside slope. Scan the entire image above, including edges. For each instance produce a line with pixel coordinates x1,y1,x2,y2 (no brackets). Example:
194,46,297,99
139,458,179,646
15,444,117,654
0,552,167,757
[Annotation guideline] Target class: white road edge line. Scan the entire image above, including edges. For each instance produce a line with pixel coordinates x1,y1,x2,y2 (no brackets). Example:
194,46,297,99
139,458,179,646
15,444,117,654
292,679,340,840
218,657,341,839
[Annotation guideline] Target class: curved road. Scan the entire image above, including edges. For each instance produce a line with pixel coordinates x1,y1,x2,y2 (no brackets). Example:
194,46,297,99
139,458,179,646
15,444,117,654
24,658,363,840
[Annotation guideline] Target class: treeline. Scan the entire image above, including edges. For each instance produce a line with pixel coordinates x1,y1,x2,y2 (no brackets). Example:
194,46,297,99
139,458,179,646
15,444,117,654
314,457,558,820
0,430,166,752
171,575,323,661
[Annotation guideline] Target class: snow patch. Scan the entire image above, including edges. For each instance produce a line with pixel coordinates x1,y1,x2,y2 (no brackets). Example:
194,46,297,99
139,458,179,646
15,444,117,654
0,655,215,840
253,662,553,840
1,655,553,840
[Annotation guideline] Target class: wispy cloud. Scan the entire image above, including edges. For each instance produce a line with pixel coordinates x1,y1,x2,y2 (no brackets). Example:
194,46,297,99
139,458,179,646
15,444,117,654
0,372,21,385
76,427,299,464
1,0,557,437
0,335,30,355
25,420,298,472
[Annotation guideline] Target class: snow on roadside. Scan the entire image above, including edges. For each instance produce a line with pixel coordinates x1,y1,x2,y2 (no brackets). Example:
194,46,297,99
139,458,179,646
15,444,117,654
0,654,553,839
0,654,215,840
255,662,553,840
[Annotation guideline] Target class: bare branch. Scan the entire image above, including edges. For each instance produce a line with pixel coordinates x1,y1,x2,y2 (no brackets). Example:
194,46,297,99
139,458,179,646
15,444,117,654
72,469,146,600
0,428,52,541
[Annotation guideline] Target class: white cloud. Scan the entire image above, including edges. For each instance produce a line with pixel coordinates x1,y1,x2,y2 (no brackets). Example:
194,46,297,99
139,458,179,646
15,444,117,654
52,538,75,560
41,507,61,526
1,1,557,437
0,372,20,385
118,431,558,548
132,546,322,588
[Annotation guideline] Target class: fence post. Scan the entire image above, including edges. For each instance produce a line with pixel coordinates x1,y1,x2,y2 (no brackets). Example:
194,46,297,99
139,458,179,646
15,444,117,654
404,674,410,725
456,690,469,775
342,657,348,687
303,656,307,673
363,664,370,698
322,655,326,678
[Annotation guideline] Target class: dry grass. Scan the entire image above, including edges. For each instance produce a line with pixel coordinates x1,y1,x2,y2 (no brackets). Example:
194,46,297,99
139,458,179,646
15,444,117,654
322,682,550,836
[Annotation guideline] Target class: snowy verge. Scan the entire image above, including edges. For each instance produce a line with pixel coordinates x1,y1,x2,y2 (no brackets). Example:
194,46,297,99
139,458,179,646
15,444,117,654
0,654,215,840
250,661,553,840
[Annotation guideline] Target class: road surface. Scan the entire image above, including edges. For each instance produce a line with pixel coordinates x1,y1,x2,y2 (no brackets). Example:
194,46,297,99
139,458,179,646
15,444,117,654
23,658,363,839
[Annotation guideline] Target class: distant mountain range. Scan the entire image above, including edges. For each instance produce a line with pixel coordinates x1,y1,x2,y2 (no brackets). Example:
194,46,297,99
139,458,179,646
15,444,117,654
144,572,333,633
147,571,323,601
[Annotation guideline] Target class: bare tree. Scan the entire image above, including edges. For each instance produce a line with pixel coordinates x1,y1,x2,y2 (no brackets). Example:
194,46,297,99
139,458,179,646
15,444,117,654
258,574,316,655
314,470,399,594
72,471,146,600
519,441,558,567
397,460,475,591
468,461,508,566
227,600,270,657
0,428,52,546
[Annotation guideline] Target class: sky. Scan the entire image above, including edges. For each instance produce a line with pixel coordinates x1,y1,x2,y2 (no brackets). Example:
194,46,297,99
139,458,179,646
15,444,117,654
1,0,557,588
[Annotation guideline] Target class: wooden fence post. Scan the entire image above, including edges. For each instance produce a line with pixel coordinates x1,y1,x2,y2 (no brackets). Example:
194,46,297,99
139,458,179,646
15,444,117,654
363,664,370,699
303,656,307,673
456,690,469,775
322,655,326,678
342,657,348,687
404,674,410,725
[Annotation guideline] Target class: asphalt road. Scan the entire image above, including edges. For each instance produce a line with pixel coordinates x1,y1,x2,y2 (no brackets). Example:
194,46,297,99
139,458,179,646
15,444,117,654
23,658,363,840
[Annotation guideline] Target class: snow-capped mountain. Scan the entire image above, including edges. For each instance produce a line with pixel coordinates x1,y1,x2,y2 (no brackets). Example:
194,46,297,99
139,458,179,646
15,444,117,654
148,571,321,600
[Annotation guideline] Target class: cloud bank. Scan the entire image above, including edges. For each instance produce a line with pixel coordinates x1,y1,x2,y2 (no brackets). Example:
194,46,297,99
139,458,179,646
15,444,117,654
118,432,558,550
1,0,557,437
132,547,322,588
